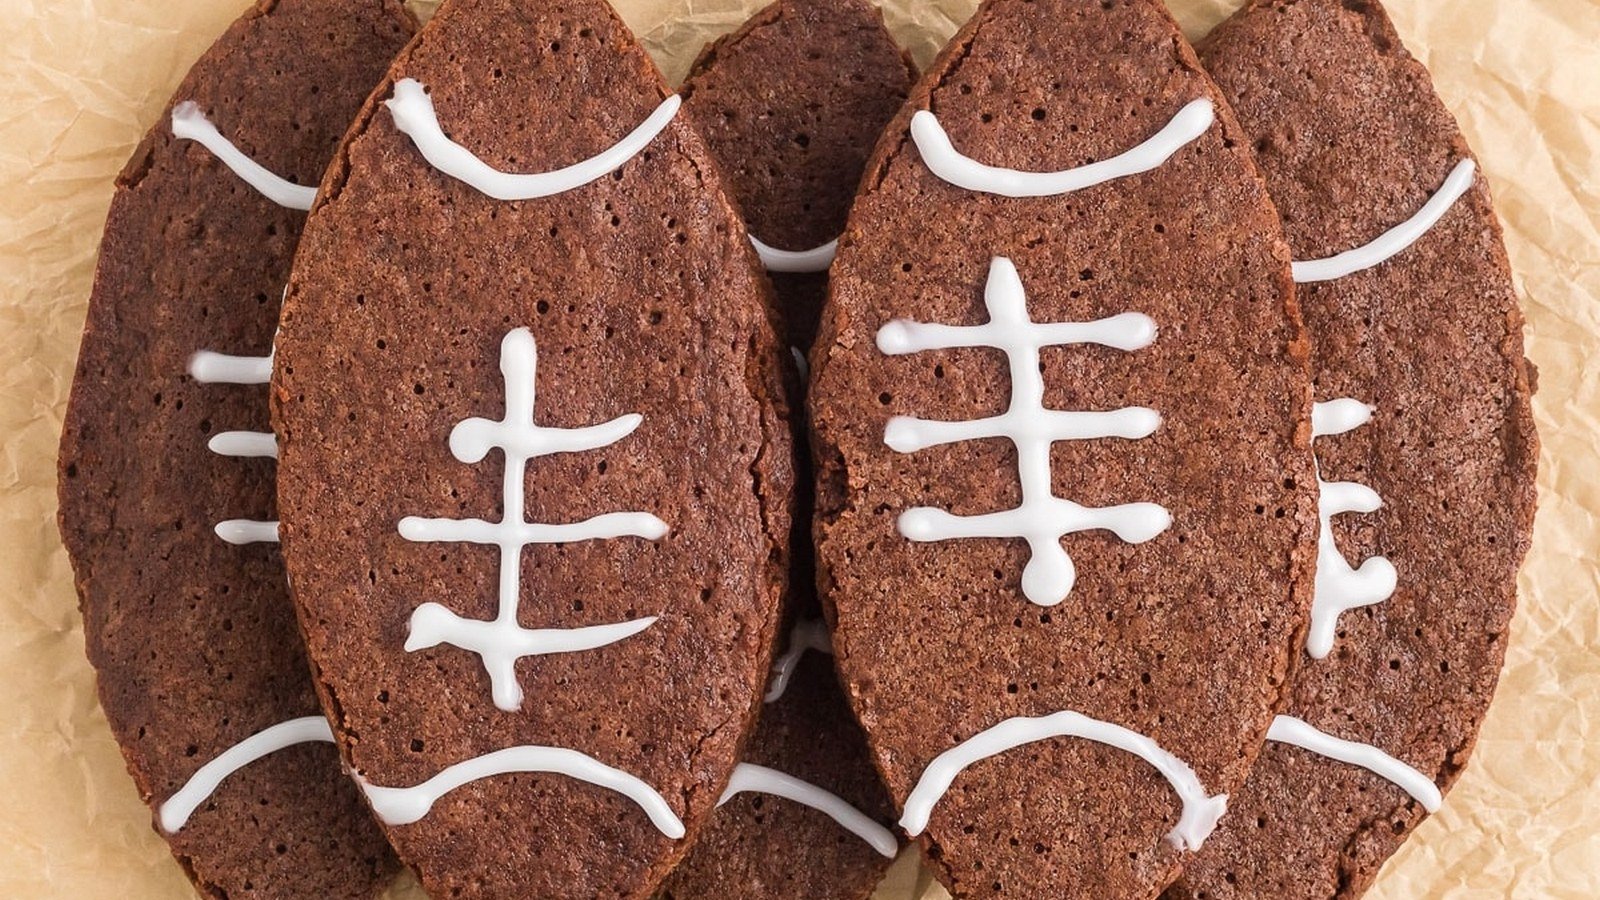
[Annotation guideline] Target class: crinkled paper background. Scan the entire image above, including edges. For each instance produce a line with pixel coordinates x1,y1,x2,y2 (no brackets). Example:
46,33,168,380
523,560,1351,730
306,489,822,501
1,0,1595,896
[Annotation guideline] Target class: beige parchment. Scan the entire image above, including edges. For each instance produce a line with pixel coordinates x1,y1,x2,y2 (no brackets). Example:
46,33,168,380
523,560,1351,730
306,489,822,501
1,0,1595,896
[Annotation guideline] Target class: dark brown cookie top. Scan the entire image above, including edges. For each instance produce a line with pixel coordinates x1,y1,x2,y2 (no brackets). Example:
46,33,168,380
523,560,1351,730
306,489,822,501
1172,2,1539,897
681,0,916,352
56,0,412,897
809,0,1317,895
273,0,793,897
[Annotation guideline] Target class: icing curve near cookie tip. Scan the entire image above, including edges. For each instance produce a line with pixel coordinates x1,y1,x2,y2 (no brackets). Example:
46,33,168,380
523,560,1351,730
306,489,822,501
170,102,318,210
878,257,1169,606
1292,159,1476,283
158,716,335,833
720,763,899,858
384,78,680,201
909,98,1214,198
749,235,838,273
898,709,1227,850
1267,715,1441,812
355,745,686,838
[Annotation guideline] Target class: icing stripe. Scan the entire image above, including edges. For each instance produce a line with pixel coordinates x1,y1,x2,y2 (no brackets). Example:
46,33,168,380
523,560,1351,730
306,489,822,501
1308,399,1397,658
171,103,317,210
1292,159,1476,283
899,709,1228,851
385,78,680,201
750,236,838,273
356,745,685,838
790,346,809,380
910,99,1214,198
878,258,1169,606
189,349,273,385
720,763,899,858
214,519,279,544
208,430,277,459
764,618,832,703
1268,715,1441,812
159,716,334,832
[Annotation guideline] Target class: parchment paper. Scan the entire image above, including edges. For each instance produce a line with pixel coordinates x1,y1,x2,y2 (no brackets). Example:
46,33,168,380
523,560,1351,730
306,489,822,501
1,0,1595,896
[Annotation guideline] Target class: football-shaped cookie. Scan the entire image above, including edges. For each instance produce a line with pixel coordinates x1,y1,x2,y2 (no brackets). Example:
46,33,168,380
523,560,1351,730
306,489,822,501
809,0,1319,895
56,0,411,896
1168,1,1539,896
664,2,912,896
272,0,793,897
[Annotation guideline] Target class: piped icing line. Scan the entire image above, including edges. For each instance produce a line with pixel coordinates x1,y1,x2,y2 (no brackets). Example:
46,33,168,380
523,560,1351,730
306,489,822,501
189,349,273,385
208,430,277,459
355,745,685,838
399,328,667,711
719,763,899,858
1307,398,1397,658
790,346,809,380
170,102,317,210
158,716,334,832
214,519,279,545
1267,715,1441,812
384,78,680,201
910,98,1214,198
749,236,838,273
899,709,1227,850
1292,159,1476,283
764,618,832,703
877,257,1169,606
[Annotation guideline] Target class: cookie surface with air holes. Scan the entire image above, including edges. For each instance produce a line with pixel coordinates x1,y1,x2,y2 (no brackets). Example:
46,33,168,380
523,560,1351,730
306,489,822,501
808,0,1319,895
55,0,412,896
271,0,794,897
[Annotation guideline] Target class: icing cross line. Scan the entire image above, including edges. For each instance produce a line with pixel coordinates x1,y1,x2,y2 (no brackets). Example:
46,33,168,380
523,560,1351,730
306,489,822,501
910,99,1214,197
764,618,832,703
1308,399,1397,658
749,236,838,273
1292,159,1476,283
385,78,680,201
720,763,899,858
877,257,1169,606
171,103,317,210
900,709,1227,850
1268,715,1441,811
399,328,667,711
188,348,278,543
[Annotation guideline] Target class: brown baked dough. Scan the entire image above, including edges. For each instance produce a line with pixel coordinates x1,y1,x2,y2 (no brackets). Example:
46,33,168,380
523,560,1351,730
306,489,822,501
56,1,413,897
1168,1,1539,896
272,0,794,897
809,0,1319,896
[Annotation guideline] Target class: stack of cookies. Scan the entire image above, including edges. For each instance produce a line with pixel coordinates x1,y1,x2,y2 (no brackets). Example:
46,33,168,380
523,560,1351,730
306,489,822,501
57,0,1537,897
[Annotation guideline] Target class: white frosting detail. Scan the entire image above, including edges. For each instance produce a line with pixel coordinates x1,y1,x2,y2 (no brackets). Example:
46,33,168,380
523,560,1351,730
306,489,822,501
1268,715,1441,812
720,763,899,858
398,328,667,711
877,257,1169,606
899,709,1228,850
188,349,273,384
385,78,680,201
764,618,833,703
208,430,277,458
910,99,1214,198
1292,159,1476,283
356,745,685,838
170,102,317,210
214,519,279,544
790,346,809,380
1308,399,1397,658
750,236,839,273
158,716,334,833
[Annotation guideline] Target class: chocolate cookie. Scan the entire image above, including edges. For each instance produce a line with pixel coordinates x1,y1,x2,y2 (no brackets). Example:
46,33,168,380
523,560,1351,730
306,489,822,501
272,0,794,897
665,4,909,896
680,0,916,353
1167,2,1539,896
56,1,412,897
809,0,1319,895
